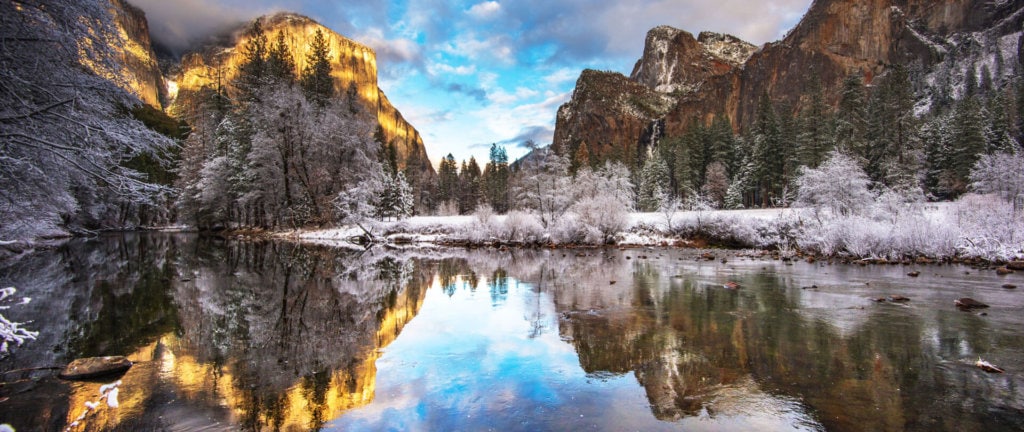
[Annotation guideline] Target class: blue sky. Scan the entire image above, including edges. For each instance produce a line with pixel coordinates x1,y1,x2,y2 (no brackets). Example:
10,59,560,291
136,0,812,166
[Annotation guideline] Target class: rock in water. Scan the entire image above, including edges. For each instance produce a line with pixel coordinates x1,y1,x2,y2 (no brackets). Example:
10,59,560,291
1006,261,1024,271
1002,284,1017,289
954,298,989,310
995,267,1014,275
59,356,132,380
888,295,910,302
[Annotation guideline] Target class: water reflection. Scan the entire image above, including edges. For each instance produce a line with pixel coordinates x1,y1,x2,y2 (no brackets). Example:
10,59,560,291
0,237,1021,431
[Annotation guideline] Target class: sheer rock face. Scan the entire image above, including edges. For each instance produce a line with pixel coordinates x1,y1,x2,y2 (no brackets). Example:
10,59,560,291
105,8,434,177
555,0,1023,157
167,13,434,176
552,70,675,166
109,0,164,108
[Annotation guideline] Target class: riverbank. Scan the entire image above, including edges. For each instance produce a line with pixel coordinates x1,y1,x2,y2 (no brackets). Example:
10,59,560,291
280,199,1023,264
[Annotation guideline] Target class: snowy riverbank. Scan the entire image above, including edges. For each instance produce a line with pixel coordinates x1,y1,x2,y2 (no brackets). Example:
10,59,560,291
284,199,1023,263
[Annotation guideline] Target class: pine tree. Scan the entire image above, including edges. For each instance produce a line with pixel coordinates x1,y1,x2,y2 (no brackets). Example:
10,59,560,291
301,29,333,104
949,96,987,195
571,142,591,174
708,113,738,176
638,151,670,211
482,144,510,213
750,91,786,207
437,153,459,206
797,76,833,168
235,19,268,102
267,30,296,83
458,157,482,214
835,73,868,156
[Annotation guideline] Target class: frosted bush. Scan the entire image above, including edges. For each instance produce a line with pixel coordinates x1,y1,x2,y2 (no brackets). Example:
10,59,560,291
572,195,630,244
498,211,544,243
549,214,598,244
0,287,37,356
953,194,1024,260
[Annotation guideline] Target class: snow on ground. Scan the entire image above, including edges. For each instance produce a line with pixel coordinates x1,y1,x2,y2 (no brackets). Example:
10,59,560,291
289,200,1022,262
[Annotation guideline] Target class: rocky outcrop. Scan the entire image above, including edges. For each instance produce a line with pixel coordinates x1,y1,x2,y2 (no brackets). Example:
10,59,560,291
169,13,435,177
109,0,164,108
553,70,675,167
554,0,1024,161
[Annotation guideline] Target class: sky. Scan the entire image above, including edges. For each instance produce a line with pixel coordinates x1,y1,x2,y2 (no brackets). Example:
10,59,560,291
134,0,812,166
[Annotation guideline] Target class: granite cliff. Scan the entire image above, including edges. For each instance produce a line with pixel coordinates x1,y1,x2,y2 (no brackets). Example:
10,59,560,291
554,0,1024,166
108,7,434,178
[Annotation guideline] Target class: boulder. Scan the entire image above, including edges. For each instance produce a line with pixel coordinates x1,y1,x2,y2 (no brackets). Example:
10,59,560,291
954,298,989,310
995,267,1014,275
58,356,132,381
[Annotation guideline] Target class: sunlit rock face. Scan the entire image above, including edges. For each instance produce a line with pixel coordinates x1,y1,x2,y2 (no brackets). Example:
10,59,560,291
106,0,164,107
554,0,1024,161
168,13,434,177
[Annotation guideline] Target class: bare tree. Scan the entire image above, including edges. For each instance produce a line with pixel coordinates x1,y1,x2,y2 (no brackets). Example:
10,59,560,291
0,0,175,239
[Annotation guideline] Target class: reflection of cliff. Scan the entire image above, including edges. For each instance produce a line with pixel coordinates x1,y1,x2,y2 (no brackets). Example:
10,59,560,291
156,242,428,431
428,250,1023,431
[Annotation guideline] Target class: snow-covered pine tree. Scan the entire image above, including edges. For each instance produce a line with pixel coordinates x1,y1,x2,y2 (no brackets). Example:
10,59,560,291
638,151,670,212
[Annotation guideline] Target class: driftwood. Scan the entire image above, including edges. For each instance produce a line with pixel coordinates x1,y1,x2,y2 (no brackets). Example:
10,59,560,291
58,356,132,381
975,359,1005,374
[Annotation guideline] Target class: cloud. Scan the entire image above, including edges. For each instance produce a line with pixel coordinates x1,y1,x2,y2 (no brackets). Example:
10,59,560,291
428,62,477,76
468,1,502,19
132,0,274,54
355,28,425,75
445,83,488,102
496,125,555,148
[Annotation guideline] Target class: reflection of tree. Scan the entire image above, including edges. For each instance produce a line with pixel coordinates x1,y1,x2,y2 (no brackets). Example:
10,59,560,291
545,256,1024,430
172,241,430,431
489,268,509,306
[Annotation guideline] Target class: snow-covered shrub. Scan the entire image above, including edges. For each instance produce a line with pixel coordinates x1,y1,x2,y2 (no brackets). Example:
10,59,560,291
970,152,1024,205
572,195,630,244
497,211,544,243
953,194,1024,260
795,151,873,218
549,213,596,244
0,287,37,356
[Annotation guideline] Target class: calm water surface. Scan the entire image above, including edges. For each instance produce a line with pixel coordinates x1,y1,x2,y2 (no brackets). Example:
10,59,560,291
0,234,1021,431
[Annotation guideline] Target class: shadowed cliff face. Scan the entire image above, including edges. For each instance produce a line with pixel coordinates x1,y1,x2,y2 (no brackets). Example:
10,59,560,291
555,0,1024,158
168,13,435,177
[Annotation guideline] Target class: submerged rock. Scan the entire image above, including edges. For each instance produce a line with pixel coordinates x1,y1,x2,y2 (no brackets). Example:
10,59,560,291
907,271,920,277
995,266,1014,275
58,356,132,381
954,298,989,310
1002,284,1017,289
888,295,910,302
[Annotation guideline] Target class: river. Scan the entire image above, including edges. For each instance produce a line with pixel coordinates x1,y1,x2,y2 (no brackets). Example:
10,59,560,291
0,233,1021,431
